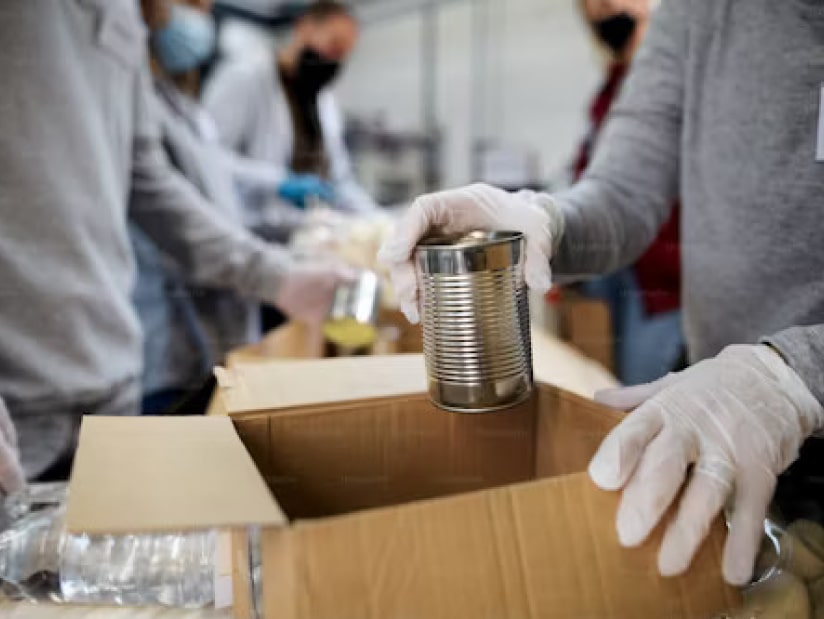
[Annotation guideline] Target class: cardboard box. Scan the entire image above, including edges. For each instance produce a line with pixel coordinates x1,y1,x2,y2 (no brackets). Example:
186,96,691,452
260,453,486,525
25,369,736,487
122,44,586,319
559,292,615,374
67,362,738,619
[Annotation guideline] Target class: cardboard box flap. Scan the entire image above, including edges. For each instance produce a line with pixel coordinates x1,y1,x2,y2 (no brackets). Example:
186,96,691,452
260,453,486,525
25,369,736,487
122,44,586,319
66,416,286,535
216,354,427,414
264,472,738,618
531,329,617,397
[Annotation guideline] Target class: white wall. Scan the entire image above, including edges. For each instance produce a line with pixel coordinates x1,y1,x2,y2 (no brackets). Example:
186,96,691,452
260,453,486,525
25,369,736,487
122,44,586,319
335,0,603,189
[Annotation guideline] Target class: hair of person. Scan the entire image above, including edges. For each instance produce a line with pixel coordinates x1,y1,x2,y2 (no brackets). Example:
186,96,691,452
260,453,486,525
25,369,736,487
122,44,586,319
298,1,356,24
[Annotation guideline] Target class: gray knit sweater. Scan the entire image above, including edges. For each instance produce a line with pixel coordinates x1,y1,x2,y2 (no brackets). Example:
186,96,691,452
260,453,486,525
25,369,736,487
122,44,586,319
554,0,824,403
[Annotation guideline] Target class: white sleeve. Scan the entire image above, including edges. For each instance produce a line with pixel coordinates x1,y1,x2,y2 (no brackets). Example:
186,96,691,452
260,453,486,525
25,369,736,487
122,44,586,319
130,62,291,304
202,60,257,153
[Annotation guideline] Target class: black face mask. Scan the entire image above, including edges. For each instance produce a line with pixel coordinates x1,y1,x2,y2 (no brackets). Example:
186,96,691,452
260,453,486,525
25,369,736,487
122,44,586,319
292,47,341,98
594,12,636,55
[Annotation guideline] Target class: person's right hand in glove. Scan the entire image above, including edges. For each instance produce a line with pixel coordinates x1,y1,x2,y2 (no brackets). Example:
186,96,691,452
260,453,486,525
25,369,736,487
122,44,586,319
589,344,824,586
273,262,356,325
0,396,25,496
277,174,335,209
377,183,565,323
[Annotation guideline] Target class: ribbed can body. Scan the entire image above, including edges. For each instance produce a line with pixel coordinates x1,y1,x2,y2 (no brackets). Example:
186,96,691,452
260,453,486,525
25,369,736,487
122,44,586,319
415,231,533,412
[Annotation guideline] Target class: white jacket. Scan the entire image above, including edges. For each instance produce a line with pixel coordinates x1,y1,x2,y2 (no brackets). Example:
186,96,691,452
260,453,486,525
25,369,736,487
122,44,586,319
203,54,376,212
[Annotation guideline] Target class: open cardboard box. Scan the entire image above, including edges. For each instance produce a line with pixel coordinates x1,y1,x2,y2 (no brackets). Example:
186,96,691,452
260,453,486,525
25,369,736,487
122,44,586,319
67,357,738,619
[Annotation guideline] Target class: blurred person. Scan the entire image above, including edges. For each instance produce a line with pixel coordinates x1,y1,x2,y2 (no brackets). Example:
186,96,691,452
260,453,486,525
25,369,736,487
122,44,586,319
573,0,683,385
0,1,349,487
136,0,314,413
203,0,377,213
380,0,824,587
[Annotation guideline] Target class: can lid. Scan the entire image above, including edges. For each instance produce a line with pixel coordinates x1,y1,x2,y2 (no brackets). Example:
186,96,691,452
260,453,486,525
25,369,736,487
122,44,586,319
416,230,523,250
415,230,525,274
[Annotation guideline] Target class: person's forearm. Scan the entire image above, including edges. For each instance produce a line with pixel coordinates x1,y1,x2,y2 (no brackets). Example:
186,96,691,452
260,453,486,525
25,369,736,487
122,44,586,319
130,153,292,304
552,161,677,280
763,326,824,408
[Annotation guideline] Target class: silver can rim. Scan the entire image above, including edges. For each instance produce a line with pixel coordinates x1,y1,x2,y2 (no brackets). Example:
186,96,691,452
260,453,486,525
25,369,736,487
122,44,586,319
414,230,524,252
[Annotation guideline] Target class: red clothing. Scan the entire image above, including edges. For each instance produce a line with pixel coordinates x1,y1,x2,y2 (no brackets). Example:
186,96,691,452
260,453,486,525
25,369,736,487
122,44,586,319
573,63,681,315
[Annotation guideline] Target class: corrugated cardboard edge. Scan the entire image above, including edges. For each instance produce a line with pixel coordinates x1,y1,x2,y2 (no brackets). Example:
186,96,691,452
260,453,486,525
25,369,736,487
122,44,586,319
215,355,428,415
213,331,618,419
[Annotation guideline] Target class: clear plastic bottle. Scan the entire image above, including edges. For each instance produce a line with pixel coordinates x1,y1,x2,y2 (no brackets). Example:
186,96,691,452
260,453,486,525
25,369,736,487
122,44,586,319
0,483,216,608
59,530,216,608
0,501,65,602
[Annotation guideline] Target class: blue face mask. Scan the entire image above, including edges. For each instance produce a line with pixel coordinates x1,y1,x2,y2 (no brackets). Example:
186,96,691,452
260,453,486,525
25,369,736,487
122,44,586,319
151,4,216,75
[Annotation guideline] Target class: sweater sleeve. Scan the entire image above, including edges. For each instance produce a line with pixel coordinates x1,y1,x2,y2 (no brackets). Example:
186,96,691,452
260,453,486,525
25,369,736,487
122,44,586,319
763,327,824,407
128,62,291,305
551,0,688,279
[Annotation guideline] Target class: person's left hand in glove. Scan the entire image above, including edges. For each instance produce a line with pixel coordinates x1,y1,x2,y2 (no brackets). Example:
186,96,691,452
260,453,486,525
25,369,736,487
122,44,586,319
273,261,356,325
589,344,824,586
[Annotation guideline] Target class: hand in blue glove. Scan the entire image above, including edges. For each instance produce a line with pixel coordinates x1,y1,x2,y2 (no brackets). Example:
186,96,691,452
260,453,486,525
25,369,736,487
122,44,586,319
277,174,335,209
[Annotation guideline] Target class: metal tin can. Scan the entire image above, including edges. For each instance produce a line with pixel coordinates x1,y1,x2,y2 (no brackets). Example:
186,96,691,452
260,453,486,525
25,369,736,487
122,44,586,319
323,270,381,349
415,231,533,413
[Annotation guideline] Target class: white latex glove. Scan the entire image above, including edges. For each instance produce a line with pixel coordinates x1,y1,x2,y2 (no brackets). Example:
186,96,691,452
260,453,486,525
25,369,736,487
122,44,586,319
0,396,25,495
377,183,564,323
589,345,824,586
273,262,356,325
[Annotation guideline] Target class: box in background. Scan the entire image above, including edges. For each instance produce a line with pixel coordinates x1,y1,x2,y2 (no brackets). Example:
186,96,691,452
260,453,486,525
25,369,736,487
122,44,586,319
557,291,615,374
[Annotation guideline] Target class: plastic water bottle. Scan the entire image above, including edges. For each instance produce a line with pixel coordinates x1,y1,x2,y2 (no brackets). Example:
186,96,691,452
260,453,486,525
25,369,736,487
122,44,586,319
0,501,65,602
59,530,216,608
0,483,216,608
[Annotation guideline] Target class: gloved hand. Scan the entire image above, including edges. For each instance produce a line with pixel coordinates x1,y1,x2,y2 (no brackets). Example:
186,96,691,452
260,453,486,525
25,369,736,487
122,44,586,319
0,396,25,496
377,183,564,323
273,262,356,325
277,174,335,209
589,345,824,586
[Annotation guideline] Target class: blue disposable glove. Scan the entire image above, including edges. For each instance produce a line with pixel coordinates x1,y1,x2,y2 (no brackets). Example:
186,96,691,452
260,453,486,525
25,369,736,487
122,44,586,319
277,174,335,209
